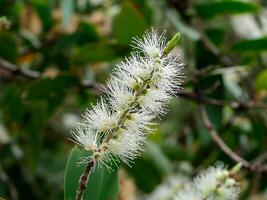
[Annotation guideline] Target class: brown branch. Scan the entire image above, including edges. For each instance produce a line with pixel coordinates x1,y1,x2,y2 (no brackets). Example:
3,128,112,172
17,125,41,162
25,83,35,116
76,161,94,200
200,33,234,66
176,90,267,110
0,57,40,79
200,106,267,173
1,57,267,110
0,57,101,90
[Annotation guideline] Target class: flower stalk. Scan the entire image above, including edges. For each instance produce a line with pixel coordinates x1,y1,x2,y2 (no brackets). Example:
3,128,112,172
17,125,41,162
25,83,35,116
76,161,94,200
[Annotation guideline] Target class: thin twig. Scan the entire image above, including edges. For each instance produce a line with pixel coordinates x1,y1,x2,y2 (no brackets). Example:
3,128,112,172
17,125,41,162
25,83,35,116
252,152,267,166
0,57,100,90
200,106,250,167
200,33,234,66
200,106,267,173
176,90,267,110
0,57,40,79
0,164,18,200
1,57,267,110
76,161,94,200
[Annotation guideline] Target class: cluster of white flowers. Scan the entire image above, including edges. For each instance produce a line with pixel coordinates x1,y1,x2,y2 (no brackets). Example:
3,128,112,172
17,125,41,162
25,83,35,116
146,174,188,200
71,29,183,170
175,165,240,200
146,164,240,200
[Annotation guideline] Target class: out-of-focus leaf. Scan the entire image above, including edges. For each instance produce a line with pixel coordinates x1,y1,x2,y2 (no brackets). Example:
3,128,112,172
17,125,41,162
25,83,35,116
73,22,100,44
197,29,225,68
223,73,245,100
24,75,78,100
232,37,267,52
255,70,267,91
125,142,171,192
196,0,260,19
64,146,119,200
113,1,147,44
145,142,172,175
31,0,53,31
126,157,162,192
60,0,74,27
72,42,129,65
167,9,200,41
0,32,17,62
25,102,47,170
0,86,49,170
24,75,79,115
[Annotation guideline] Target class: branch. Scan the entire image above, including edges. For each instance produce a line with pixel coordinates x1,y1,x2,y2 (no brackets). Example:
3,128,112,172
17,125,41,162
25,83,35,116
200,106,267,173
0,57,101,90
176,90,267,110
0,164,18,200
76,161,94,200
1,57,267,110
0,57,40,79
200,33,234,66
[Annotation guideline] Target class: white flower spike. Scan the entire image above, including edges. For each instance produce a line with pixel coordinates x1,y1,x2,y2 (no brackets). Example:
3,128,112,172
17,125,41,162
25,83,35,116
71,29,183,169
146,164,241,200
175,164,240,200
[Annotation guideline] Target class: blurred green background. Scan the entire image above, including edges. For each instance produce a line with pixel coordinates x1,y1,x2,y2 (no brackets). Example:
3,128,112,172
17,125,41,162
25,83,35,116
1,0,267,199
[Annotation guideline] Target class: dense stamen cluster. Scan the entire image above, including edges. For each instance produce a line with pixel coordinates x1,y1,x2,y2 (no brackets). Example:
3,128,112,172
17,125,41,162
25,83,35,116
71,29,183,170
175,165,240,200
147,164,240,200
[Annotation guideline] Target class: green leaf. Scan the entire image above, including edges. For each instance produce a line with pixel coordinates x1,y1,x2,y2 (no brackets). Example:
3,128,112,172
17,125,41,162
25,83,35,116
72,42,129,65
145,142,172,174
196,0,260,19
60,0,74,27
167,10,200,41
113,1,147,44
232,37,267,52
25,102,47,171
64,147,119,200
0,32,17,62
31,0,53,31
24,75,79,115
255,70,267,91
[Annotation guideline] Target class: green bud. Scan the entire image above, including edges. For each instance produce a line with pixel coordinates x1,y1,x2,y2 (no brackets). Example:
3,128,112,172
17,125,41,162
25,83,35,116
163,32,181,55
133,83,140,91
126,114,133,120
142,89,148,95
230,163,242,174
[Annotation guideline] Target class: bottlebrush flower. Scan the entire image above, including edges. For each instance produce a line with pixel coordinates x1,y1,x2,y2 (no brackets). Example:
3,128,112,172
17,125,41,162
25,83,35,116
175,164,240,200
71,29,183,169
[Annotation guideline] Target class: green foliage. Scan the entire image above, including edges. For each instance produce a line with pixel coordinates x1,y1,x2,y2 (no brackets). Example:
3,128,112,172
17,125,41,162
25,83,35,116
1,0,267,199
113,1,147,44
72,42,128,65
232,37,267,52
64,147,119,200
196,0,260,18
